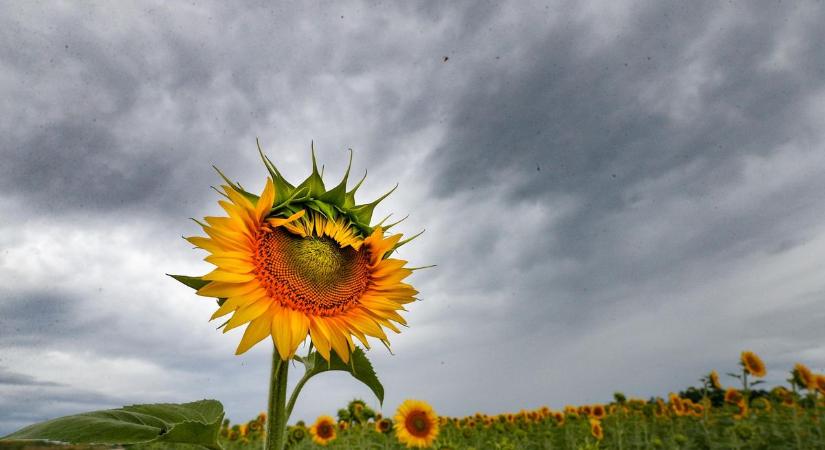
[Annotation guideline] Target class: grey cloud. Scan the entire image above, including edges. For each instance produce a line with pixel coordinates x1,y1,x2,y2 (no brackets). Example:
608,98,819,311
2,0,825,438
0,367,61,387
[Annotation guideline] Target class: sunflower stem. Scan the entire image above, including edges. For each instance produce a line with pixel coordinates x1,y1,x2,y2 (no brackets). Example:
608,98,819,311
265,352,289,450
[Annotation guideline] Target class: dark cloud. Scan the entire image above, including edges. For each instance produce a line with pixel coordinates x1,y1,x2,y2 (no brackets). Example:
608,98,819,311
2,0,825,437
0,367,61,387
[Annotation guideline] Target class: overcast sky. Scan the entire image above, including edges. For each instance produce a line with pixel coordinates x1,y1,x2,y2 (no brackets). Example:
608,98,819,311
2,0,825,435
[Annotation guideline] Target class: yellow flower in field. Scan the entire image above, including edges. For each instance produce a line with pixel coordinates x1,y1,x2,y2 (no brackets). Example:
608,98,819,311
591,404,606,420
180,148,419,361
309,415,337,446
553,412,565,426
724,388,743,405
753,397,772,413
709,370,722,390
668,393,685,416
733,401,748,420
375,417,393,434
589,419,604,440
257,411,267,424
394,399,439,448
578,405,592,417
740,351,766,378
563,405,578,417
794,363,815,390
815,374,825,395
338,420,349,431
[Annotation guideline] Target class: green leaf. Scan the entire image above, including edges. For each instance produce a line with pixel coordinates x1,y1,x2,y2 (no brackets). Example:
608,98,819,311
300,348,384,405
0,399,225,449
168,274,209,291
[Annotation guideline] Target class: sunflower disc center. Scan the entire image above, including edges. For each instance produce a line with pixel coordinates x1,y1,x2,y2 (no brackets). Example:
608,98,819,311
406,412,431,437
255,228,370,316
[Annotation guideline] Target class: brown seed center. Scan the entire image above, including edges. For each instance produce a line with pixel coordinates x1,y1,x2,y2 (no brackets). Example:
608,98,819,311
255,228,370,315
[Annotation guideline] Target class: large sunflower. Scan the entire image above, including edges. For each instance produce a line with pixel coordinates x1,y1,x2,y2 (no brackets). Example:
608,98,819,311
182,146,419,362
394,399,439,448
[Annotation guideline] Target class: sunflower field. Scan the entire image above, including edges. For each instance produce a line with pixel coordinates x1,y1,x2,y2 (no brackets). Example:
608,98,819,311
212,353,825,450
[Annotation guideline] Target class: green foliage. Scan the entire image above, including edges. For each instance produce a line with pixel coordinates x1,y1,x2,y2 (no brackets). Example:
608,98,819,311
168,274,209,291
0,400,224,449
295,347,384,406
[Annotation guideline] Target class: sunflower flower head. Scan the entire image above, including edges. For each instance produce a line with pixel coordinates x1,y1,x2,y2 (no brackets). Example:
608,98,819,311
178,144,421,362
310,415,337,446
709,370,722,390
740,351,766,378
793,363,815,390
724,388,744,405
589,418,604,440
815,374,825,395
394,399,439,448
375,417,394,434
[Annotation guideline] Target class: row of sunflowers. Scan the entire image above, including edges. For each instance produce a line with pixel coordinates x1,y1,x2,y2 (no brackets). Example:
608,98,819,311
212,352,825,449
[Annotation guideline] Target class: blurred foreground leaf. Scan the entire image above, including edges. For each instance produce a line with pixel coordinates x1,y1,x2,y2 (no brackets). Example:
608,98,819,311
0,399,224,449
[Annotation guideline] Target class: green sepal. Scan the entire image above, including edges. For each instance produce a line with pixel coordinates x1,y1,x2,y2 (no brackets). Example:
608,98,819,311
343,170,368,209
212,166,259,204
257,138,296,202
392,229,425,252
168,274,209,291
318,149,352,206
0,400,225,449
295,143,326,199
307,199,337,219
351,184,398,226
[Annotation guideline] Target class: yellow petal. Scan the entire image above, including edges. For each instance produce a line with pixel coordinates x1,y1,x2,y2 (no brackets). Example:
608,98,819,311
308,318,332,361
224,297,272,332
271,305,292,360
266,210,306,228
186,236,224,254
204,256,256,273
202,268,257,283
255,178,275,221
197,280,259,298
210,289,267,320
235,312,273,355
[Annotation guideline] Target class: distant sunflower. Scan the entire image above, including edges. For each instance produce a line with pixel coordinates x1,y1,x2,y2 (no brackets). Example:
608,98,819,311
591,404,606,420
394,399,439,448
794,363,815,390
376,418,393,434
815,374,825,395
669,393,685,416
740,351,766,378
589,419,604,440
310,415,337,446
709,370,722,390
178,146,419,361
724,388,743,405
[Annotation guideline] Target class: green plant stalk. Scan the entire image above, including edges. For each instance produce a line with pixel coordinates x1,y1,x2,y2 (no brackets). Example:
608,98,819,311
265,352,289,450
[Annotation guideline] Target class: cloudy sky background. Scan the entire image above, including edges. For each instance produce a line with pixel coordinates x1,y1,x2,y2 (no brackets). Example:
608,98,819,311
2,0,825,434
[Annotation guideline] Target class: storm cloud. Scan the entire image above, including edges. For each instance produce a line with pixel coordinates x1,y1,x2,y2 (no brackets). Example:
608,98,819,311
2,0,825,435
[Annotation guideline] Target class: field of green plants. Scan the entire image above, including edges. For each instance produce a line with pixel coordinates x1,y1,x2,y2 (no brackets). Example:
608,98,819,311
215,356,825,449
